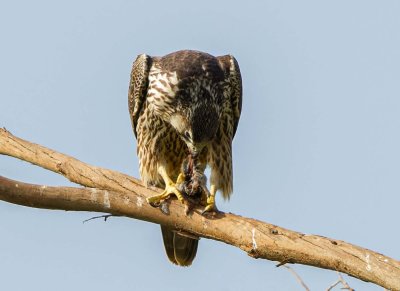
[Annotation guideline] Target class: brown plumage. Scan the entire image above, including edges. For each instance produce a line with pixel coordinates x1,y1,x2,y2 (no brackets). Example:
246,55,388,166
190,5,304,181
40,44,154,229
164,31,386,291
128,50,242,266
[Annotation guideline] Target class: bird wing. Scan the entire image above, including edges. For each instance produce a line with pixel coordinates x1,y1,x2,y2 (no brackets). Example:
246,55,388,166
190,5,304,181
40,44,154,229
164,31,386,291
217,55,243,138
128,54,152,137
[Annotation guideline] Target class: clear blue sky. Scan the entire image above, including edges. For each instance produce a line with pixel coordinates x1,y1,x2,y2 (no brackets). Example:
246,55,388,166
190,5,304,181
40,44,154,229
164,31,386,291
1,1,399,290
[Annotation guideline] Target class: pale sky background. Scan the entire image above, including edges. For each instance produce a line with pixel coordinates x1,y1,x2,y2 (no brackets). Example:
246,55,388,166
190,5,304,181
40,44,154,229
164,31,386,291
1,1,399,290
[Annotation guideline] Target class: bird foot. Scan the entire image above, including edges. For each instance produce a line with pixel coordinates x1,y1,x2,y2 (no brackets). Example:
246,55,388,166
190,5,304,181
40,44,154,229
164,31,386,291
147,178,185,207
201,195,218,215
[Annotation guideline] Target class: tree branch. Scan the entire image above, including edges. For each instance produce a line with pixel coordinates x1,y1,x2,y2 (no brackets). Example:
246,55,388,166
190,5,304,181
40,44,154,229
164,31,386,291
1,128,399,290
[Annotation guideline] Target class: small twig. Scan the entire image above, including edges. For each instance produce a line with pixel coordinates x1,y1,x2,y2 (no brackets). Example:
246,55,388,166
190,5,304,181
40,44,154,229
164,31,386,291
327,280,341,291
283,265,310,291
83,214,119,223
327,273,354,291
338,273,355,291
276,260,291,267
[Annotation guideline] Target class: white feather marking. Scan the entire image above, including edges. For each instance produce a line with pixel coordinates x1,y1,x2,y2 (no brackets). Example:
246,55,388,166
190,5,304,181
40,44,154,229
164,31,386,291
168,71,179,85
169,114,186,133
147,69,178,102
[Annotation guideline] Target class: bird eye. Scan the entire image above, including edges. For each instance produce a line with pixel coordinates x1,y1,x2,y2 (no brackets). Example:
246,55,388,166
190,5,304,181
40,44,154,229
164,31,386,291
184,131,191,139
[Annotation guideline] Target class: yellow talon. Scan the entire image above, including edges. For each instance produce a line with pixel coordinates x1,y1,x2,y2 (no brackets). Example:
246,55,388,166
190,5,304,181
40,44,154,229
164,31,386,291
147,174,186,207
202,196,217,213
202,186,218,214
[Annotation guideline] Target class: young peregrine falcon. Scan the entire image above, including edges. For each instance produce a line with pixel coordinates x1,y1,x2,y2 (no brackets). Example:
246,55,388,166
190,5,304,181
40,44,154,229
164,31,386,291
128,50,242,266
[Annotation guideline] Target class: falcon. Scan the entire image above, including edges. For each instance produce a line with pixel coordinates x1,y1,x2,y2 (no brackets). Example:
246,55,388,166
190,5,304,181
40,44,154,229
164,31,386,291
128,50,242,266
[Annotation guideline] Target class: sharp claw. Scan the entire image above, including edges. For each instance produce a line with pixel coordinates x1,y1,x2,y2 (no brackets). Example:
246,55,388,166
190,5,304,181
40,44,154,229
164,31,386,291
201,208,209,215
148,201,161,208
146,195,167,207
201,204,218,215
201,209,218,216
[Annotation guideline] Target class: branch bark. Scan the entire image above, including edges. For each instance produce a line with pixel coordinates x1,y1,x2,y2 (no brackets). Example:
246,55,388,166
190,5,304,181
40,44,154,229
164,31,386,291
1,128,399,290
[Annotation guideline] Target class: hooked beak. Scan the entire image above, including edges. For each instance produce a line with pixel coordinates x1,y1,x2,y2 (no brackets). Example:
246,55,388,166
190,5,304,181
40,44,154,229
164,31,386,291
188,143,205,157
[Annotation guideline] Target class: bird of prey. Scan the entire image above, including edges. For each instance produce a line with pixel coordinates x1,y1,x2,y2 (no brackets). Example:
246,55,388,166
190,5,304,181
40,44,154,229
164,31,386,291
128,50,242,266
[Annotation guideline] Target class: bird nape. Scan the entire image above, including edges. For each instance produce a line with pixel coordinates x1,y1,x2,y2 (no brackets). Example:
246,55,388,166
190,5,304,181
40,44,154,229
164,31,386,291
128,49,242,266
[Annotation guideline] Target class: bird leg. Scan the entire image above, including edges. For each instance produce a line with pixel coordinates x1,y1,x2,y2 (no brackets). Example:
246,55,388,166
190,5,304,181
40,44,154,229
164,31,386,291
146,166,186,207
202,184,218,214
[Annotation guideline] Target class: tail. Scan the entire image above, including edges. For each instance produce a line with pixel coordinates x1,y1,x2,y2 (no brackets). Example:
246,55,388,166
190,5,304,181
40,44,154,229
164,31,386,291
160,226,199,266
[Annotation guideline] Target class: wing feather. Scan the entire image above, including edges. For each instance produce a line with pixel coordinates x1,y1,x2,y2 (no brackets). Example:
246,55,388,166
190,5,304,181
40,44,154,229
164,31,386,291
217,55,243,138
128,54,152,137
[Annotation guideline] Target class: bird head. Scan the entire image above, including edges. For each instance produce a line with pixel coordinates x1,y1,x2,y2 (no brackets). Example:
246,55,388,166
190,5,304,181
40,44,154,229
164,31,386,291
169,105,219,155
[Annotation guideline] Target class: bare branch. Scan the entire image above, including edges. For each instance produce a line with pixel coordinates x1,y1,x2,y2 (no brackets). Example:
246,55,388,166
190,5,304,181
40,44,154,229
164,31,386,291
283,265,310,291
1,128,400,290
326,280,341,291
327,273,355,291
337,273,355,291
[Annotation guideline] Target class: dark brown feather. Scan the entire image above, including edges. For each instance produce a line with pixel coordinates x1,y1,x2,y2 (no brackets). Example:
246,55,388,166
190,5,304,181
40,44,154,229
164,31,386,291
161,226,198,266
128,54,152,137
216,55,243,138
